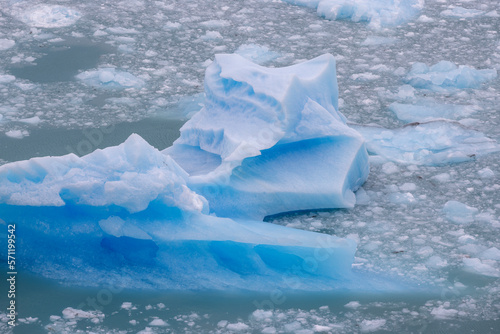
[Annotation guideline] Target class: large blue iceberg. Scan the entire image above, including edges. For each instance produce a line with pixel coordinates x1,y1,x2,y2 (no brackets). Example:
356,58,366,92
0,54,374,291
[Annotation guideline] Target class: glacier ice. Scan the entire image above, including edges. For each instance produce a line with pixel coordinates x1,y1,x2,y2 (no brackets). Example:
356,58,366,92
165,53,369,220
389,101,478,123
354,121,500,165
283,0,424,29
0,54,376,291
405,61,497,91
76,68,145,89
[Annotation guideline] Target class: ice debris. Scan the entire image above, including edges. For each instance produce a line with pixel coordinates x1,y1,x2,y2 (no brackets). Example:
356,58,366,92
17,5,82,28
76,68,145,89
442,201,478,224
440,7,485,19
389,101,478,123
405,61,497,91
235,44,281,64
283,0,424,29
354,121,500,165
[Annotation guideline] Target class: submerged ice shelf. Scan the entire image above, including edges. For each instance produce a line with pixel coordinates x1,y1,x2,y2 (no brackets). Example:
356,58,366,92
0,54,376,291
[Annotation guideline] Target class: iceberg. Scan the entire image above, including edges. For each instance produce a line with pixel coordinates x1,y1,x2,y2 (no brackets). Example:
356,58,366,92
0,54,375,291
164,53,369,220
405,61,497,91
283,0,424,29
76,68,145,89
354,121,500,165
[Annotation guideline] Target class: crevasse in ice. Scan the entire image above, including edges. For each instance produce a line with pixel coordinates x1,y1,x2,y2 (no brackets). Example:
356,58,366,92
0,54,374,290
283,0,424,28
165,53,369,220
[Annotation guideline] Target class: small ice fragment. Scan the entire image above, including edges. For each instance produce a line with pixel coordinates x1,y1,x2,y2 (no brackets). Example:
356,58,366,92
443,201,478,224
360,319,386,332
0,39,15,51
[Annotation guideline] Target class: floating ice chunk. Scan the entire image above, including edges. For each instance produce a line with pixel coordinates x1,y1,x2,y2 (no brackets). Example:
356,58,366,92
443,201,478,224
478,168,495,179
354,121,500,165
19,5,81,28
431,306,458,320
0,39,15,51
18,116,41,125
462,258,500,277
351,72,380,81
388,192,416,205
235,44,281,64
62,308,103,321
0,74,16,84
361,36,398,46
390,101,478,123
201,31,223,40
5,129,29,139
76,68,145,89
405,61,497,91
284,0,424,28
200,20,231,28
440,7,485,19
149,319,168,326
479,247,500,261
165,54,369,220
359,319,386,332
0,134,205,213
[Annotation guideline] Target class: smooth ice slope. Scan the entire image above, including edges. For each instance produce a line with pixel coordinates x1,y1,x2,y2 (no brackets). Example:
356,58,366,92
165,54,369,220
284,0,424,28
405,61,497,91
354,121,500,165
0,134,360,290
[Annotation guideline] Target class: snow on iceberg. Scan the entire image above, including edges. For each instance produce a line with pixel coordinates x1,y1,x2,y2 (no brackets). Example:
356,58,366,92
405,61,497,91
284,0,424,28
165,53,369,220
354,121,500,165
76,68,145,89
389,101,478,123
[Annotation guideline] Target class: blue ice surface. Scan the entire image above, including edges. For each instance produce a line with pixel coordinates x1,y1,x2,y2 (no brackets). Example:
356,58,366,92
353,120,500,166
283,0,424,29
0,54,386,292
405,61,497,91
165,53,369,220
